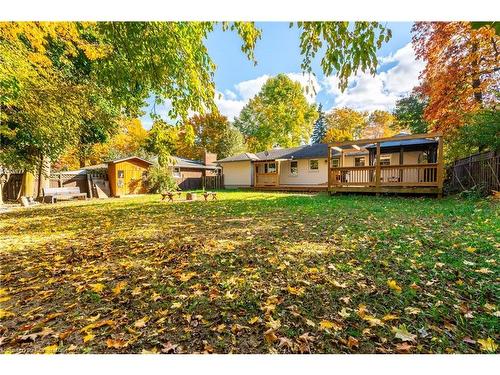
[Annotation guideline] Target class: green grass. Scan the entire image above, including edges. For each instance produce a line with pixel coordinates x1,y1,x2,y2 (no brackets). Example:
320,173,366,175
0,191,498,353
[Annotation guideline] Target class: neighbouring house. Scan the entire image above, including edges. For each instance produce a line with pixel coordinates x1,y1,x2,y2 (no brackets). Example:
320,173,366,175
169,152,220,190
217,132,444,195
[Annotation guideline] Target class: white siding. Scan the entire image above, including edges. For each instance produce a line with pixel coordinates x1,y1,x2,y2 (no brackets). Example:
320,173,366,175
221,161,253,187
279,159,328,185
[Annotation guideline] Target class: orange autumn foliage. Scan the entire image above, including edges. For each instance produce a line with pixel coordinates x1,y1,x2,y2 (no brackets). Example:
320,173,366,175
412,22,499,132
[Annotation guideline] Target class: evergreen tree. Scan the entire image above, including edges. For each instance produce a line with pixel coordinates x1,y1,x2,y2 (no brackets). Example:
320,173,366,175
311,104,327,144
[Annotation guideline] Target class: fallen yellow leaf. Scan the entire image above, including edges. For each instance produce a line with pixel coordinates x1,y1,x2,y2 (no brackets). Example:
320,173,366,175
387,279,402,293
134,316,150,328
319,320,342,331
83,332,95,342
112,281,127,295
43,344,58,354
89,283,105,293
248,316,260,325
106,338,128,348
0,309,14,319
477,337,498,352
287,285,305,296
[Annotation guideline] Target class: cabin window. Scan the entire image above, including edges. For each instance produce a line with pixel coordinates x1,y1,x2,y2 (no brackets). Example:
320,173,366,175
309,159,319,171
117,170,125,178
290,161,298,176
354,157,365,167
331,158,340,168
173,167,181,178
268,162,276,173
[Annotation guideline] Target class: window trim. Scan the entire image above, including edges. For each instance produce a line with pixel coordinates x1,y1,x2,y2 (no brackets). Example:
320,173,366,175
290,160,298,176
331,158,340,168
309,159,319,171
354,157,366,167
173,167,181,178
379,156,391,166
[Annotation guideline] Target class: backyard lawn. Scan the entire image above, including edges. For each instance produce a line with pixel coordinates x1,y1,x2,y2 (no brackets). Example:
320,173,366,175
0,191,498,354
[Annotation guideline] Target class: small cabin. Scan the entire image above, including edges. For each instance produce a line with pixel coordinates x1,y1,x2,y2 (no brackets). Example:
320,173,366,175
107,157,152,197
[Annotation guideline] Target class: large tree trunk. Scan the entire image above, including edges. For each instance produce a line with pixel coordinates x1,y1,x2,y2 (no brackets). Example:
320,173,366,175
36,155,51,198
471,42,484,105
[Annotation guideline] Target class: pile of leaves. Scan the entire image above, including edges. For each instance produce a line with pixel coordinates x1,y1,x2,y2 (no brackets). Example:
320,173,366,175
0,192,498,353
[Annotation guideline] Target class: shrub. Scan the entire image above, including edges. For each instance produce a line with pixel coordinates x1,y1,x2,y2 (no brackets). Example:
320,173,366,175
147,165,178,193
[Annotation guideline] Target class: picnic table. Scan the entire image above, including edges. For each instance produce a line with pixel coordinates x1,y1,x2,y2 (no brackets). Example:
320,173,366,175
42,187,87,204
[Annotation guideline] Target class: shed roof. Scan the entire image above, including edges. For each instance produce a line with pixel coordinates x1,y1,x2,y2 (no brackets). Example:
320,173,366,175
106,156,153,165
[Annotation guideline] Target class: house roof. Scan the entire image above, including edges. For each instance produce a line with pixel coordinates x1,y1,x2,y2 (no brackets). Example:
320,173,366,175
171,156,220,170
365,138,438,149
217,144,330,163
215,152,260,163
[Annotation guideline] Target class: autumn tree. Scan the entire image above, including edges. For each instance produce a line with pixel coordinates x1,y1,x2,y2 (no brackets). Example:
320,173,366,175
176,113,245,160
311,104,327,144
234,74,318,152
412,22,499,132
1,21,393,189
323,108,367,143
393,93,429,134
296,22,392,91
361,110,398,139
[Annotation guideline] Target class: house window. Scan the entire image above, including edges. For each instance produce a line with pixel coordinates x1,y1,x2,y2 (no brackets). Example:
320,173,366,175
173,167,181,178
309,159,319,171
290,161,298,176
117,170,125,178
268,162,276,173
380,156,391,166
354,157,365,167
331,158,340,168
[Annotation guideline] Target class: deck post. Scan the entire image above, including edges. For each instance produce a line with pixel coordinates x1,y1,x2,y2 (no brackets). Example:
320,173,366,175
436,135,444,198
375,142,381,192
327,146,331,192
276,161,280,187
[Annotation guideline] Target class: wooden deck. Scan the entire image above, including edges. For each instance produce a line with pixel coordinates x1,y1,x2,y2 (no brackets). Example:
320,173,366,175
328,133,444,197
254,184,327,192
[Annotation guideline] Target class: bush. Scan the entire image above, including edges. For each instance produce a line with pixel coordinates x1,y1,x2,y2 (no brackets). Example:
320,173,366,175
146,165,178,193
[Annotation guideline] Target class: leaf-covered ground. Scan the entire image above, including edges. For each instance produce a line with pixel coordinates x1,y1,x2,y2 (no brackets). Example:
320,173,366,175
0,191,498,354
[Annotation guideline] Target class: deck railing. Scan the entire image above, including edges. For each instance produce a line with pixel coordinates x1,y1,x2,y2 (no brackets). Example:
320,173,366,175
255,172,279,186
330,163,439,187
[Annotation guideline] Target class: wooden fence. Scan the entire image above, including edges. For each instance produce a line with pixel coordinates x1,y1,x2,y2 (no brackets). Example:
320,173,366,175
445,151,499,195
202,175,224,190
2,171,109,201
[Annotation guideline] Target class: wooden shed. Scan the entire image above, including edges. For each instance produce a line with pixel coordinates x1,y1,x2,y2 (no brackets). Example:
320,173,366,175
107,157,153,197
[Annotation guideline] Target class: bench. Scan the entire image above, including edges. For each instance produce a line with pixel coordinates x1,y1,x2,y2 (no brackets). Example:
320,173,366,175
161,191,181,202
203,191,217,201
42,187,87,204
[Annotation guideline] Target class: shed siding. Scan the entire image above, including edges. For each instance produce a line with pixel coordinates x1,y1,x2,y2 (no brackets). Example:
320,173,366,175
109,159,150,197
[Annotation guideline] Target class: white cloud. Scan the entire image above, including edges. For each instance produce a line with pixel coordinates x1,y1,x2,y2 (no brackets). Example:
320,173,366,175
215,91,246,121
323,42,424,112
224,89,238,100
234,75,270,101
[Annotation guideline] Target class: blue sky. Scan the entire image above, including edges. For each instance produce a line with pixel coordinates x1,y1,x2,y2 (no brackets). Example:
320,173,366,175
141,22,424,129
